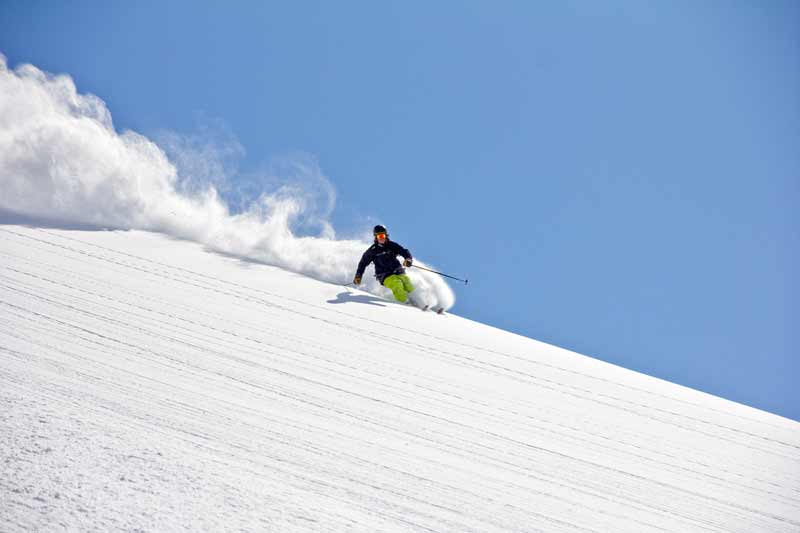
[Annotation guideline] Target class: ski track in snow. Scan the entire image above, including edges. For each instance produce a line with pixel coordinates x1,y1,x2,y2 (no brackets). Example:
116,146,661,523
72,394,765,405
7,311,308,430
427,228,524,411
1,225,798,532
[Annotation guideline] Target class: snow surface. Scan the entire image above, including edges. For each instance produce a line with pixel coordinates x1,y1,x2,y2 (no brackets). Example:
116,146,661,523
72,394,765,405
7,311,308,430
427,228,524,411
1,225,798,532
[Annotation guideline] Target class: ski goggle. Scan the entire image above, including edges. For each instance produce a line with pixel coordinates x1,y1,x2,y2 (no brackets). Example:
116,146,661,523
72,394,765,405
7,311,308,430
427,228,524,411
374,232,387,239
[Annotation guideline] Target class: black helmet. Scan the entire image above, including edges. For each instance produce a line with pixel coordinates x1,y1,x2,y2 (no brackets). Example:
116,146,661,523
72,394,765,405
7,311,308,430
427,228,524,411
373,224,387,236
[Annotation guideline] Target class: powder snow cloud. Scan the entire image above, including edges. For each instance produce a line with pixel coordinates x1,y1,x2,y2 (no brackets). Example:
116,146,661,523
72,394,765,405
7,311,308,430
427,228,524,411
0,55,454,309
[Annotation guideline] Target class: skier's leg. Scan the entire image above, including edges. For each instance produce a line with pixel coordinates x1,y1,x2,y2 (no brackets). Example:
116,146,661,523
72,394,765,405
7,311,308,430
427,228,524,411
400,274,425,308
383,275,409,303
399,274,415,293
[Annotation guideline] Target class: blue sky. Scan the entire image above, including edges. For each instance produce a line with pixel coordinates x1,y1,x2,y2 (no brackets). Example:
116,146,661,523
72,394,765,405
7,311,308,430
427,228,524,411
1,1,797,420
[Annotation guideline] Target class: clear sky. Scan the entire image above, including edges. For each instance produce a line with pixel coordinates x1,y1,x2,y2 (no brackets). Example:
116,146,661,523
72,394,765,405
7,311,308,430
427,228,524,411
1,1,797,420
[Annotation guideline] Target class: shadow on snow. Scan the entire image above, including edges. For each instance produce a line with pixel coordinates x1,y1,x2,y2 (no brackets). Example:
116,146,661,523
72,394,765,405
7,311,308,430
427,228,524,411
326,291,388,308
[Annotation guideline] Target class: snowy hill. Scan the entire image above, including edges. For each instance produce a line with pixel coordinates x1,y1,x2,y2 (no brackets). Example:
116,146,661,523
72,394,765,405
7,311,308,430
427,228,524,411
1,225,798,532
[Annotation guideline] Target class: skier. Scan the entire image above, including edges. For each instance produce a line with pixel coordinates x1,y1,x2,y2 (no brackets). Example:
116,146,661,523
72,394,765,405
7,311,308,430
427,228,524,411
353,225,416,304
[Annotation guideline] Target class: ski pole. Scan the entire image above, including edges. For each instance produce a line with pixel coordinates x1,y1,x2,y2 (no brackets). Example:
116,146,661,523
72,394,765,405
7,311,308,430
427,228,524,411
411,265,469,284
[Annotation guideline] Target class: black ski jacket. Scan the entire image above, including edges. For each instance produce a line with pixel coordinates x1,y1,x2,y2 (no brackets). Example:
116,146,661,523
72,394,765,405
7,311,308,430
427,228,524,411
356,240,412,285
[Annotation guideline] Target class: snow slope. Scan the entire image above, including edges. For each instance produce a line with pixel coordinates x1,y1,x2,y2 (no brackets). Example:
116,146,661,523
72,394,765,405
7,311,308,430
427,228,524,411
1,225,798,532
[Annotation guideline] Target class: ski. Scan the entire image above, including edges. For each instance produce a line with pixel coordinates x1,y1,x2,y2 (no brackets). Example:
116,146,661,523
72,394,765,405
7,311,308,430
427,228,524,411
415,303,446,315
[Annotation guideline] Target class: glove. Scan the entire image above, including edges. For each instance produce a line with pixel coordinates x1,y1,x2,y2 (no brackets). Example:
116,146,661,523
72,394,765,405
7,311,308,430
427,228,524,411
403,258,412,267
353,275,362,285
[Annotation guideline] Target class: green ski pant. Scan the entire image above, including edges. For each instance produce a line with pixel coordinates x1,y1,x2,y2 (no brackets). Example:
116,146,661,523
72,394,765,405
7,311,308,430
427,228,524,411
383,274,415,303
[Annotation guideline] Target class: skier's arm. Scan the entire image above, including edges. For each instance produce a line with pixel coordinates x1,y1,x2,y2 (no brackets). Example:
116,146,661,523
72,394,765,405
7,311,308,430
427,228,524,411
392,242,413,266
354,249,374,282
